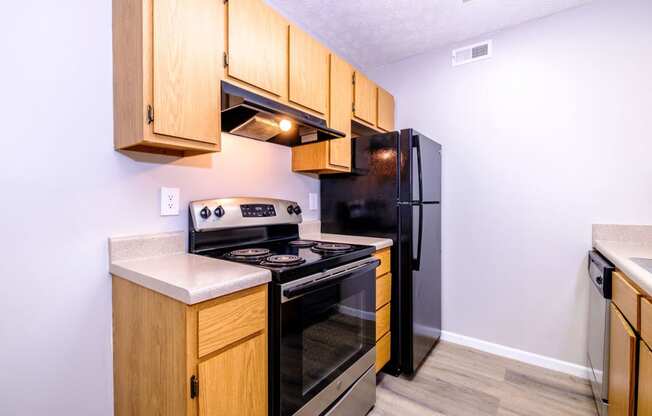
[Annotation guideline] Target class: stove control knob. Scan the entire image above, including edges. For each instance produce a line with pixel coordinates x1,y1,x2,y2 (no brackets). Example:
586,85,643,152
199,206,211,219
214,205,225,218
287,205,295,215
293,205,302,215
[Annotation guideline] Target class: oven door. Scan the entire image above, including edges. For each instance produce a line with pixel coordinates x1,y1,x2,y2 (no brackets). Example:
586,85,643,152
278,257,378,416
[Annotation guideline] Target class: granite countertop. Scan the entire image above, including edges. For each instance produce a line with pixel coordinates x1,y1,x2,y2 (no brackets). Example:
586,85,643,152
593,224,652,296
108,232,271,305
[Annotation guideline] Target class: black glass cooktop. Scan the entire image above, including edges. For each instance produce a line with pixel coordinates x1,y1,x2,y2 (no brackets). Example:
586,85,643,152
200,239,375,283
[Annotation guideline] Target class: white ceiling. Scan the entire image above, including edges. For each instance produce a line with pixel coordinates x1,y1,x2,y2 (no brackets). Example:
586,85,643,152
266,0,594,69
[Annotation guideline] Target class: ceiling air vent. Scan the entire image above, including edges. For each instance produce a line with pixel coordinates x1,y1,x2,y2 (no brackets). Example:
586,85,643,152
452,40,492,66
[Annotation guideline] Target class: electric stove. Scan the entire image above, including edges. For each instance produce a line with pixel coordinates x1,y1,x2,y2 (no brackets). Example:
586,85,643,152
188,197,379,416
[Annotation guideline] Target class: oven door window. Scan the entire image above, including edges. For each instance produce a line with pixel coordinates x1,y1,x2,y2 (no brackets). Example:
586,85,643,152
280,270,375,415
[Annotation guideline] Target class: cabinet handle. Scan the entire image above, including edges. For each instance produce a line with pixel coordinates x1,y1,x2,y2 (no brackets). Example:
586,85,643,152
190,375,199,399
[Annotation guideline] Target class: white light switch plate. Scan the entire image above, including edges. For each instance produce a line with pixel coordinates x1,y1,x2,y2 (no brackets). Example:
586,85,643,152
309,193,319,210
160,187,180,216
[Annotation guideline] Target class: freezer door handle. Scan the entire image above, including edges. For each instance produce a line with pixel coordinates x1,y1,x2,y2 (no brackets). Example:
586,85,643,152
413,134,424,204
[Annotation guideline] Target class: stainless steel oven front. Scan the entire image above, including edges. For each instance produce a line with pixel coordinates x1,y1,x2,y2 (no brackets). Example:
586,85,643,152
270,257,379,416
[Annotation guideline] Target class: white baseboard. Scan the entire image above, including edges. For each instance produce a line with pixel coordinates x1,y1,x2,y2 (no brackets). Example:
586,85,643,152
440,330,592,380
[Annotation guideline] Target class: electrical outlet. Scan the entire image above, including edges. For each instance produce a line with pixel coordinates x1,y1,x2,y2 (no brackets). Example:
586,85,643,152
160,187,180,216
309,193,319,210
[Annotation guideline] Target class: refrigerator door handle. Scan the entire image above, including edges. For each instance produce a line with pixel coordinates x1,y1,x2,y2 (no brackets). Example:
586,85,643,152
413,203,423,271
413,134,423,204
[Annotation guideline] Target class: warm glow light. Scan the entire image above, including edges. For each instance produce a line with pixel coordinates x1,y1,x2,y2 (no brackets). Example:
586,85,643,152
279,119,292,132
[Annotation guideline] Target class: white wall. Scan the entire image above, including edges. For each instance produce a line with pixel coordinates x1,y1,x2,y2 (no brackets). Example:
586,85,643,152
0,1,319,414
370,0,652,367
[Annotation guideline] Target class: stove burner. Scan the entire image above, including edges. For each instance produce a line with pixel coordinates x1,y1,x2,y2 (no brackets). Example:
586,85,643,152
288,240,317,248
261,254,306,267
225,248,272,263
311,243,354,253
230,248,271,257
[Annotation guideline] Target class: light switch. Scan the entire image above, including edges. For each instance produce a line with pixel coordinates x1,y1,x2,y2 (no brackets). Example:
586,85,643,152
309,193,319,210
160,187,180,216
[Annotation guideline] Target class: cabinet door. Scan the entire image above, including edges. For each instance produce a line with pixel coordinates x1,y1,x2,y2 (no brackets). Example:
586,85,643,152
227,0,288,97
198,332,267,416
329,54,353,169
640,341,652,415
609,304,638,416
353,71,377,125
153,0,222,144
377,87,395,132
289,26,329,114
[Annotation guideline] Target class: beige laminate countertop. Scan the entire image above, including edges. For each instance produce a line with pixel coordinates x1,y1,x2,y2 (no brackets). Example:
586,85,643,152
110,254,271,305
300,232,393,251
108,228,392,305
108,231,271,305
594,240,652,296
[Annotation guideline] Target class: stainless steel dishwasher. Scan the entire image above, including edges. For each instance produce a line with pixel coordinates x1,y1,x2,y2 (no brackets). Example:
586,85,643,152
587,250,614,416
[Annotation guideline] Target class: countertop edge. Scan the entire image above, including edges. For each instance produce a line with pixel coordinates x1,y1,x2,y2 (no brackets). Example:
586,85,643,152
109,258,272,305
594,240,652,296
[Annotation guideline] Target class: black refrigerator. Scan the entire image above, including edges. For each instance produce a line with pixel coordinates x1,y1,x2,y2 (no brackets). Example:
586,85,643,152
320,129,441,376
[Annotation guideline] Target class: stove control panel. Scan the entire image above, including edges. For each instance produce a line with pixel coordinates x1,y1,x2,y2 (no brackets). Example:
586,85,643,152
241,204,276,218
189,197,302,231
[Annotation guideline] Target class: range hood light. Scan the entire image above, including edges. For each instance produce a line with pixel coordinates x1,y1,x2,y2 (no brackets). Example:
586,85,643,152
279,119,292,132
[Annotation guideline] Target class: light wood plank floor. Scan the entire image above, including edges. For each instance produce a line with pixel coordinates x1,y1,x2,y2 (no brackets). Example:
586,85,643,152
370,341,597,416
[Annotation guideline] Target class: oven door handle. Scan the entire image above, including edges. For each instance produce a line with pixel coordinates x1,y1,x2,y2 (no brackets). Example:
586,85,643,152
282,259,380,301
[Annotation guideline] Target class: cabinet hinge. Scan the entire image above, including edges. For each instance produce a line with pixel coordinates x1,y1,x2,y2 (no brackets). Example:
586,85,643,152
146,105,154,124
190,375,199,399
352,73,356,85
223,52,229,68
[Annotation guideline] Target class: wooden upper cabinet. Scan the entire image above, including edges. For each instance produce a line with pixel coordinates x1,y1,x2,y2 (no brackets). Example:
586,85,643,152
609,304,638,416
353,71,377,126
289,26,329,115
328,54,353,170
291,53,352,174
377,86,395,132
227,0,288,97
153,0,222,144
112,0,221,156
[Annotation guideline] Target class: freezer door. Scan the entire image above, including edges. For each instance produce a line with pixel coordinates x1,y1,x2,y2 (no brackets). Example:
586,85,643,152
400,130,441,203
400,202,441,375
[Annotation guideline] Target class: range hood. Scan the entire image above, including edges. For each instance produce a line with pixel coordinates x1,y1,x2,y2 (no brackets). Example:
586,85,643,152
221,82,345,146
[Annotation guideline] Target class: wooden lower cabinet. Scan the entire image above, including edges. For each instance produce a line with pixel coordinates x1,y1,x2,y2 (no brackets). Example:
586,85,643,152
374,247,392,373
639,340,652,415
112,277,267,416
376,332,391,372
199,333,267,416
609,304,638,416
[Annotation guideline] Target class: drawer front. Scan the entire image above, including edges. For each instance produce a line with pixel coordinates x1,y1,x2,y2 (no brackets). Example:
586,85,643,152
376,303,390,341
642,297,652,347
376,273,391,309
612,271,641,331
198,285,267,358
374,248,391,277
376,332,391,372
